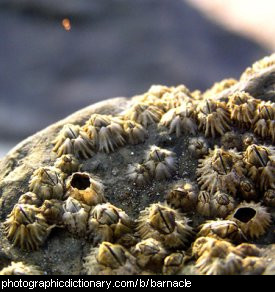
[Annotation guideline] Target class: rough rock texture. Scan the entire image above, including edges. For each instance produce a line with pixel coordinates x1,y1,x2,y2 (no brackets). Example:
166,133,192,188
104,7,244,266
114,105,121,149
0,57,274,275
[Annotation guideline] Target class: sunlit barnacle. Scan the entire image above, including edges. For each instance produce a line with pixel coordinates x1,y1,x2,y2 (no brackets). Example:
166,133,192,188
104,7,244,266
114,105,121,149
29,167,64,200
147,84,172,98
123,103,164,128
18,192,42,207
220,131,242,150
144,146,177,180
196,191,211,217
239,177,258,201
162,252,185,275
256,100,275,120
254,119,269,140
0,261,44,275
197,99,231,138
192,236,220,259
84,242,139,275
159,103,197,137
54,154,80,178
126,163,151,187
233,243,261,258
4,204,52,251
242,133,258,150
244,144,275,191
131,238,168,271
52,124,94,158
188,136,208,158
241,257,266,275
241,53,275,79
197,146,246,196
197,220,244,243
263,189,275,207
227,202,271,239
136,203,193,249
40,199,64,225
227,91,259,126
195,250,243,275
66,172,105,206
204,78,238,98
87,203,134,246
166,181,198,211
62,197,90,237
161,89,191,110
123,120,148,145
210,191,236,218
82,114,126,153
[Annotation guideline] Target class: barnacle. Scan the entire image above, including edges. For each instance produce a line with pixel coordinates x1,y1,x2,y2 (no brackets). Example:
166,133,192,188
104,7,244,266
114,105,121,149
131,238,168,271
233,243,261,258
241,257,266,275
4,204,52,251
210,191,236,218
0,261,43,275
162,252,185,275
239,177,258,201
18,192,42,206
123,120,148,145
62,197,90,237
166,181,198,211
123,103,164,127
197,146,246,195
220,131,242,150
244,144,275,191
192,236,219,259
29,167,64,200
197,220,244,243
263,189,275,207
204,78,238,98
40,199,64,225
227,202,271,239
54,154,80,178
159,103,197,137
66,172,105,206
196,191,211,217
188,136,208,158
87,203,134,246
144,146,177,180
227,91,259,126
197,99,231,138
127,163,151,187
136,203,193,249
52,124,94,158
82,114,126,153
242,133,258,150
84,242,139,275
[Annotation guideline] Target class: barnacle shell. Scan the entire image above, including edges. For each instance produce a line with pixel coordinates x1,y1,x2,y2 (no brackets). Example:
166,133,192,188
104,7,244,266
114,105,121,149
220,131,242,150
52,124,94,158
239,177,258,201
87,202,134,246
263,189,275,207
131,238,168,271
144,146,177,180
166,181,198,211
84,242,139,275
196,191,211,217
54,154,80,178
197,146,246,196
227,202,271,239
233,243,261,258
29,167,64,200
4,204,52,251
0,261,43,275
197,220,244,243
18,192,42,206
159,103,197,137
66,172,105,206
40,199,64,225
127,163,151,187
62,197,90,236
241,257,266,275
123,120,148,145
162,252,185,275
242,133,258,150
188,136,208,158
192,236,220,259
123,103,164,127
210,191,236,218
82,114,126,153
197,99,231,138
136,203,193,249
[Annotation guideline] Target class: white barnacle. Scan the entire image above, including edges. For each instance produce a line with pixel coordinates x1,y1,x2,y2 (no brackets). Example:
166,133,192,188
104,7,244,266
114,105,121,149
127,163,151,187
123,120,148,145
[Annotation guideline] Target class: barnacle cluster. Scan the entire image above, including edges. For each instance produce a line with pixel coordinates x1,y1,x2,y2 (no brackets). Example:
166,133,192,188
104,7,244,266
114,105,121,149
2,55,275,275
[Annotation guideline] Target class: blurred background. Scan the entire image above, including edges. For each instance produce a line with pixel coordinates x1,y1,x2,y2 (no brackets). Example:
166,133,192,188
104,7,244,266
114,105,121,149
0,0,274,157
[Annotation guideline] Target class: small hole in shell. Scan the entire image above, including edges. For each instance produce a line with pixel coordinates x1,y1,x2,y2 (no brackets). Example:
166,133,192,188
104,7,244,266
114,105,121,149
71,173,90,190
234,207,256,223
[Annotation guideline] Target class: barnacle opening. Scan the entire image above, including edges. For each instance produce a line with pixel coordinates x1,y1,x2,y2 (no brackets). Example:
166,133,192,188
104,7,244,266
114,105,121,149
234,207,256,223
71,173,90,190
